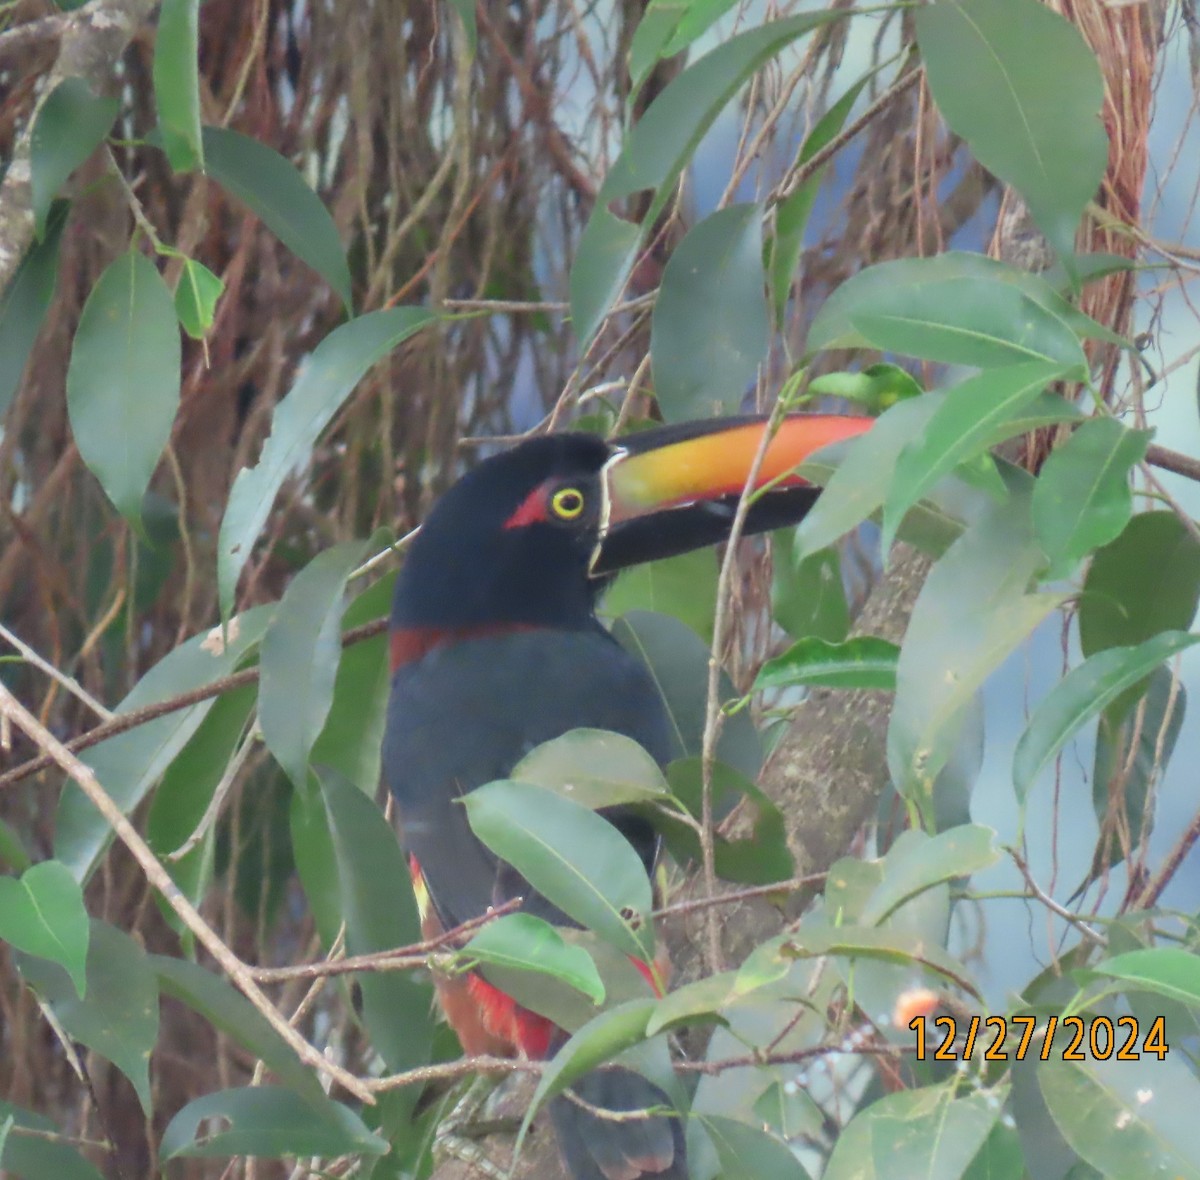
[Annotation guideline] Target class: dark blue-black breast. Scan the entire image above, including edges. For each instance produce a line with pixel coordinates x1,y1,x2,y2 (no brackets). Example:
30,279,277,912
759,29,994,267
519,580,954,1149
383,626,674,931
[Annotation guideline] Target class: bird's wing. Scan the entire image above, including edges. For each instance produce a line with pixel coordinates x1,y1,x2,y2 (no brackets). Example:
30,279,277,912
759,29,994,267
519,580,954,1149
383,627,673,933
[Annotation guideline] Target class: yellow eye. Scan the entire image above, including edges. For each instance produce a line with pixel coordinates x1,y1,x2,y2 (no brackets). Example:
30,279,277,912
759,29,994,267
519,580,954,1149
551,486,585,520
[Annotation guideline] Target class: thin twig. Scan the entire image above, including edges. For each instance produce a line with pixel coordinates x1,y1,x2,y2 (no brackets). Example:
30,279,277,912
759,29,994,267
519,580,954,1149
0,683,374,1105
0,622,113,721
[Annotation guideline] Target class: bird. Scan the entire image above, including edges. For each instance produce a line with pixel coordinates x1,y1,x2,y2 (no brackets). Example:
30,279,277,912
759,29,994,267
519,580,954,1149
381,412,871,1180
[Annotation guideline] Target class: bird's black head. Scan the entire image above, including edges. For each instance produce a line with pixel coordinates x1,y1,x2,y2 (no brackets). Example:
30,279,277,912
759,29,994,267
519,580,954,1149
392,433,613,630
391,415,874,632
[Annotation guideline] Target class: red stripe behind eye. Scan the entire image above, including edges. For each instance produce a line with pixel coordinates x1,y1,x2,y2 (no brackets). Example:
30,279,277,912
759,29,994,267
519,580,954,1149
504,485,548,529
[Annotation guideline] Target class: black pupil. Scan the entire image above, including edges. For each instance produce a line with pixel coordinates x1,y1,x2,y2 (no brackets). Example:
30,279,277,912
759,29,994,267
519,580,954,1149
558,490,581,513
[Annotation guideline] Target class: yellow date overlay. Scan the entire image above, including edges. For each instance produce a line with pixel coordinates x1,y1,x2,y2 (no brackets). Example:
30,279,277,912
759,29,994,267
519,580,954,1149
909,1015,1169,1062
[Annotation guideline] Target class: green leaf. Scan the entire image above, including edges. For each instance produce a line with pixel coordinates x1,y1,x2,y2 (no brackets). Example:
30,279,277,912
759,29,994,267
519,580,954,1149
55,603,273,883
0,1100,104,1180
962,1122,1025,1180
704,1114,812,1180
755,636,899,693
611,609,761,778
202,126,352,311
217,307,434,617
860,826,998,926
602,548,718,642
810,252,1120,354
0,818,31,873
153,0,203,170
883,361,1079,554
17,921,158,1113
510,729,671,809
1013,630,1200,801
0,199,66,416
1034,419,1152,577
66,251,181,526
1090,947,1200,1008
570,10,844,345
0,862,89,997
29,79,118,238
807,361,924,414
310,570,395,792
1080,512,1200,657
1039,1056,1200,1180
446,0,476,52
889,490,1064,810
161,1086,388,1159
460,914,605,1004
664,758,793,885
519,999,657,1148
317,769,431,1073
793,393,936,559
259,539,370,788
824,1085,1000,1180
152,955,326,1103
147,684,256,939
917,0,1108,269
770,78,868,324
173,258,224,338
771,530,849,642
651,203,767,421
464,781,654,960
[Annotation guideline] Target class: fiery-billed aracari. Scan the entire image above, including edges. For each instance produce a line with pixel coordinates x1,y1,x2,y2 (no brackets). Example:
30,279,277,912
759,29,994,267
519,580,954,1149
382,413,871,1180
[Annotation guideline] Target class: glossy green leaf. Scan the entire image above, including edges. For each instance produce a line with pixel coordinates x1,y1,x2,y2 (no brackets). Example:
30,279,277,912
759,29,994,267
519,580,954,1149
520,998,657,1146
17,922,158,1113
310,570,395,792
154,0,203,170
217,307,434,617
0,862,89,997
460,914,605,1004
1039,1056,1200,1180
0,818,31,873
0,199,66,416
318,769,431,1073
602,548,719,642
611,609,761,778
824,1086,1000,1180
66,251,181,525
1014,631,1200,801
29,79,118,237
0,1100,104,1180
917,0,1107,268
663,758,792,885
173,257,223,338
883,361,1078,554
289,789,343,948
1090,948,1200,1008
755,636,899,693
259,538,369,788
771,530,849,643
811,252,1120,354
1080,512,1200,657
161,1086,388,1159
146,684,256,941
962,1122,1025,1180
770,78,868,323
705,1114,812,1180
202,126,351,310
55,603,273,884
628,0,741,91
860,826,998,926
511,729,671,809
807,361,924,414
890,490,1064,810
1034,419,1151,576
793,393,936,560
465,781,654,960
570,10,843,345
152,955,325,1103
651,203,767,421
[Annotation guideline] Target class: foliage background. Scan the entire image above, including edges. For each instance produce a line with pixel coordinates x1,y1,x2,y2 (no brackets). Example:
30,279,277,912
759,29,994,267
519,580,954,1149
1,0,1199,1178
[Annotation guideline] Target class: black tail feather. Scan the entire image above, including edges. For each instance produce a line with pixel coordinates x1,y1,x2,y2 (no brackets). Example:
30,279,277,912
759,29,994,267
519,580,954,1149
548,1067,687,1180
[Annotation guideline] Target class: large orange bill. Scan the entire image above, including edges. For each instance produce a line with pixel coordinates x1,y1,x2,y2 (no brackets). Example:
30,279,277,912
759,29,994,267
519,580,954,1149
591,413,873,574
